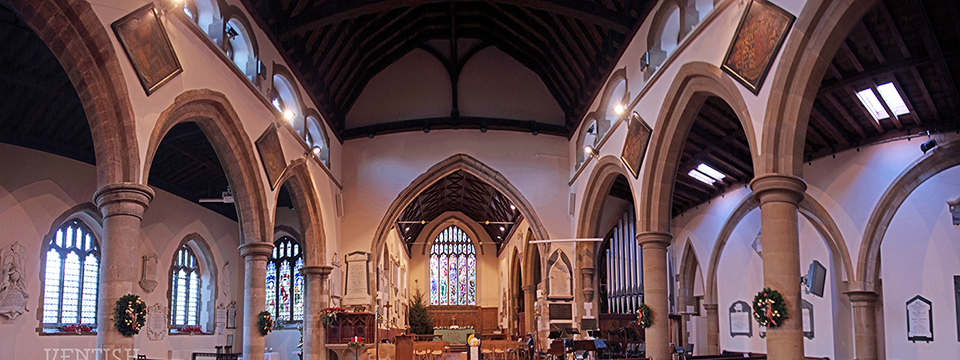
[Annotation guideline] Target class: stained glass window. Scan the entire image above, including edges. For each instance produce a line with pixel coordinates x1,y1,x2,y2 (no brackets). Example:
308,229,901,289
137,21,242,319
42,219,99,329
170,244,201,328
429,226,476,305
265,236,304,323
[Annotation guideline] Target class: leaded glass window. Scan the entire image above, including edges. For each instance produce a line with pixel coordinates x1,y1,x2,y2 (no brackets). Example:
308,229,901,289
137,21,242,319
429,226,476,305
266,236,304,323
170,245,201,328
42,219,100,329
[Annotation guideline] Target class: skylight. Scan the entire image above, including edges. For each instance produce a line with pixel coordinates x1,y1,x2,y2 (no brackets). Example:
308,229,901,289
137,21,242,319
688,163,726,185
856,82,909,121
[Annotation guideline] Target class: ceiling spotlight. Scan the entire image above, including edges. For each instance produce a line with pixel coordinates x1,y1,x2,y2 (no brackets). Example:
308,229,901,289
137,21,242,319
921,139,938,154
613,103,625,115
480,126,487,133
532,129,539,136
283,109,295,121
405,227,410,231
367,132,375,139
509,204,515,211
423,126,430,133
584,145,599,159
311,146,321,155
499,226,505,231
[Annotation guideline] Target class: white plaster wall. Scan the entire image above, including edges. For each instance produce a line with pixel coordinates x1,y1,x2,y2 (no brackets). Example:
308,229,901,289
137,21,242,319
880,165,960,360
347,49,453,128
0,143,244,360
458,47,565,126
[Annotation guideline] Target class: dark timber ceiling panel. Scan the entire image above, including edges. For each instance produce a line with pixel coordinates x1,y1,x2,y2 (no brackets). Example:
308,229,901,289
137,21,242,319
242,0,653,140
395,170,521,252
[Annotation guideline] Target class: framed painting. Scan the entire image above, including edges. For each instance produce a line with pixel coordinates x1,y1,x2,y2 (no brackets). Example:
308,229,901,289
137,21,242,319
721,0,796,94
620,112,653,179
112,4,182,95
255,124,288,190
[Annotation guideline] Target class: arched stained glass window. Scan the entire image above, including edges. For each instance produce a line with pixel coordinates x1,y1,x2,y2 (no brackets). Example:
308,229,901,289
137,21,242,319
429,226,476,305
42,219,100,329
170,244,202,327
266,236,304,322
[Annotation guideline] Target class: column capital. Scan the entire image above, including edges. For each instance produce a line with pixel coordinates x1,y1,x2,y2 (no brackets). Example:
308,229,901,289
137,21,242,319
749,173,806,205
702,303,719,311
845,291,880,304
93,183,154,219
302,265,334,279
521,285,536,293
636,231,672,248
238,242,275,259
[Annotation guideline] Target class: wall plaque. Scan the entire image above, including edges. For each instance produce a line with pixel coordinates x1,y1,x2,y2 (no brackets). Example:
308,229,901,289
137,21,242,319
146,303,167,341
139,253,158,293
620,112,652,179
215,303,227,335
907,295,933,342
343,251,371,308
721,0,796,94
548,304,573,320
948,197,960,226
955,276,960,342
111,4,182,95
801,299,814,339
226,301,237,329
0,241,28,319
255,125,288,190
729,300,752,337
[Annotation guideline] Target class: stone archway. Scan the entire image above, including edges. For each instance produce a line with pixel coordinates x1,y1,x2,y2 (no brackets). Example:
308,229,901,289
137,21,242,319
144,89,271,245
275,159,327,267
760,0,879,175
677,239,701,350
638,62,760,233
3,0,140,186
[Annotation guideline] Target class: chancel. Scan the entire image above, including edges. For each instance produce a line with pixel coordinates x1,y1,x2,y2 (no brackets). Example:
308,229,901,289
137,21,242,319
1,0,960,360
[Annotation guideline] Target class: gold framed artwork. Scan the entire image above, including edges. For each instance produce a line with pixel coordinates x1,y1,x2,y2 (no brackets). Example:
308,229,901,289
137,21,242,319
255,125,288,190
721,0,796,94
620,112,653,179
112,4,183,95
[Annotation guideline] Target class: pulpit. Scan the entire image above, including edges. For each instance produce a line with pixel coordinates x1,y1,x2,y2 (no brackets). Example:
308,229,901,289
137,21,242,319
326,312,376,344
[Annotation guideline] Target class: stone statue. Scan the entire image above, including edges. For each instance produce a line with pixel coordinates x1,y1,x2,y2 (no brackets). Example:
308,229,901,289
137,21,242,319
0,241,28,319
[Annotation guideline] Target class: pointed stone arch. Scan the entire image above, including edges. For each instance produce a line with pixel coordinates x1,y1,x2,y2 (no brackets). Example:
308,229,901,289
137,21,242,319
143,89,271,244
638,62,759,233
5,0,140,186
275,158,327,266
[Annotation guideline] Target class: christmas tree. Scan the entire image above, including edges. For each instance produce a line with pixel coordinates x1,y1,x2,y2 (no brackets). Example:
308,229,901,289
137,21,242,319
408,287,434,334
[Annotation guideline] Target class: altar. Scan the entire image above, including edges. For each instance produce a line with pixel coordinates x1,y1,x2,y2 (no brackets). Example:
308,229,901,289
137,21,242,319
433,327,476,345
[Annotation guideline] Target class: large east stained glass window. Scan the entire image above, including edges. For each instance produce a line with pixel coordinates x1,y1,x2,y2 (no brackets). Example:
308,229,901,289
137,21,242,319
266,236,304,323
170,244,201,328
429,226,476,305
42,219,100,329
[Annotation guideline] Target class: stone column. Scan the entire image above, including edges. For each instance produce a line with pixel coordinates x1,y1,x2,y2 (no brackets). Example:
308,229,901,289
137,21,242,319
703,303,720,354
636,231,672,360
94,183,154,360
750,174,806,360
239,242,275,360
847,291,880,360
303,266,334,360
522,284,536,334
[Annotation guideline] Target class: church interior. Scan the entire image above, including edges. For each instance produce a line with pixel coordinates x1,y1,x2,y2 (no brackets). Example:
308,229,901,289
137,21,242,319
1,0,959,359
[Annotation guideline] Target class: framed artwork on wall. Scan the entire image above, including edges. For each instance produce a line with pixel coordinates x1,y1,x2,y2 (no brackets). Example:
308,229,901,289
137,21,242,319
620,112,653,179
255,125,288,190
721,0,796,94
111,3,183,95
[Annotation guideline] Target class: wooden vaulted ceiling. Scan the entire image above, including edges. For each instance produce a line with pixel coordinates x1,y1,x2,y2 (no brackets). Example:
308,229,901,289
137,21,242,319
395,170,522,252
672,0,960,217
242,0,653,140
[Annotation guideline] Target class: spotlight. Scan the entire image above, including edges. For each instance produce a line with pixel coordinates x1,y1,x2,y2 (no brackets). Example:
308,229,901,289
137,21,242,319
311,146,321,155
532,129,539,136
584,145,599,159
921,139,938,154
283,109,295,122
480,125,487,133
423,126,430,133
613,103,625,115
367,132,375,139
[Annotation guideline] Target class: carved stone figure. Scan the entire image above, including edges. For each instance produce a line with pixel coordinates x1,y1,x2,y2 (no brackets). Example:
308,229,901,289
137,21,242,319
0,241,28,319
146,303,168,341
139,253,158,293
220,262,232,299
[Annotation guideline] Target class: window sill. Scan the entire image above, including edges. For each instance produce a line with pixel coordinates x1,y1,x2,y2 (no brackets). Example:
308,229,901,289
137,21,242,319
40,329,97,336
169,331,213,336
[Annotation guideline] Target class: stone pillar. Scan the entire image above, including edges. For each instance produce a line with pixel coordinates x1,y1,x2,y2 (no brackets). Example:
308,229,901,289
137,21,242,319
303,266,334,360
750,174,806,360
703,303,720,354
522,284,536,334
94,183,154,360
636,231,672,360
239,242,275,360
847,291,880,360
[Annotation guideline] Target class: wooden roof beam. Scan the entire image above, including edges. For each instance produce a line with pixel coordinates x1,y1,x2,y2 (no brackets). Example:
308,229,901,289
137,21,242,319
824,93,867,138
908,0,960,114
907,66,940,121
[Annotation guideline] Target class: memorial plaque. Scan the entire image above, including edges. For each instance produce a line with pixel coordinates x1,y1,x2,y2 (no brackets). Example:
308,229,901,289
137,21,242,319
226,301,237,329
729,301,752,337
549,304,573,320
343,252,371,307
801,299,814,339
954,276,960,341
215,303,227,335
907,295,933,342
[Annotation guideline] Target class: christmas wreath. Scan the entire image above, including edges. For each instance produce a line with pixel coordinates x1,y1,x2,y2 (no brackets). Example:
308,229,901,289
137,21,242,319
258,311,274,336
114,294,146,336
753,287,787,328
636,303,652,328
320,307,346,327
